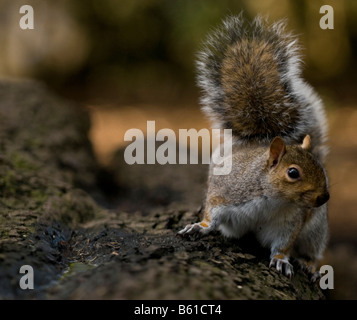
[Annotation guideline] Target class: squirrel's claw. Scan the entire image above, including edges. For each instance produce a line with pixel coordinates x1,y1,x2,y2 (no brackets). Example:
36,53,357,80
310,271,321,283
177,223,196,236
177,222,211,237
269,256,294,278
295,258,320,282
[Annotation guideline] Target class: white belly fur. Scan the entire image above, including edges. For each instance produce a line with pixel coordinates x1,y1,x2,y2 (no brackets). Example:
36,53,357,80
211,197,300,248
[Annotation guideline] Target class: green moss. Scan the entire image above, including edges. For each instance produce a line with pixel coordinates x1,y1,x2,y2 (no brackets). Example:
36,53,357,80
10,152,37,170
1,230,9,237
30,189,48,205
26,138,42,149
0,170,17,196
60,262,96,280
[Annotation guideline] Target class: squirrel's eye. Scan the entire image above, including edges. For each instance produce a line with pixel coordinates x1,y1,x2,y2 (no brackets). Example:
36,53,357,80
287,167,300,179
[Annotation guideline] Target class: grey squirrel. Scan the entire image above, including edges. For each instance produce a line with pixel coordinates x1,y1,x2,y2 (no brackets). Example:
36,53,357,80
178,15,330,279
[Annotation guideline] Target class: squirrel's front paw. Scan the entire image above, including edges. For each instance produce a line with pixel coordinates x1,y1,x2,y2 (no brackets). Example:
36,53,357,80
177,221,211,237
269,255,294,278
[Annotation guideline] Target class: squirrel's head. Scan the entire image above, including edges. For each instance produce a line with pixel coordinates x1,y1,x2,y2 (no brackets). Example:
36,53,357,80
266,135,329,208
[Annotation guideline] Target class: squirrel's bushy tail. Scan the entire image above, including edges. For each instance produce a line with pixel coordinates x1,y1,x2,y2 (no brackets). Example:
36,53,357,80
197,14,327,157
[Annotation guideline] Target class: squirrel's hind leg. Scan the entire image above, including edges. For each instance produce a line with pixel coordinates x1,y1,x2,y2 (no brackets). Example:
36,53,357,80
293,205,328,282
295,258,321,282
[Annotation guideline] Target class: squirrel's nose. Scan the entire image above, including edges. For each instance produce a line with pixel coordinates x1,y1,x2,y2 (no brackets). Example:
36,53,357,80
315,192,330,207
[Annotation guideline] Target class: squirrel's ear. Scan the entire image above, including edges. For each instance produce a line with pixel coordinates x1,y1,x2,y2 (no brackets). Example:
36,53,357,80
268,137,286,168
301,135,311,150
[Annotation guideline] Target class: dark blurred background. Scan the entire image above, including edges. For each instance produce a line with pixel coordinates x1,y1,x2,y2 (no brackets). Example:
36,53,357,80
0,0,357,299
1,0,356,103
